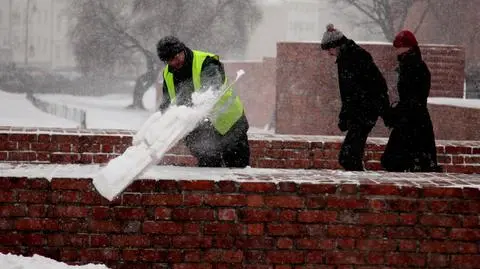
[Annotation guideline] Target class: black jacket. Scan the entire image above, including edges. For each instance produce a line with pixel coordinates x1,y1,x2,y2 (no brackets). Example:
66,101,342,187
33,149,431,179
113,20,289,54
381,46,440,172
336,39,390,128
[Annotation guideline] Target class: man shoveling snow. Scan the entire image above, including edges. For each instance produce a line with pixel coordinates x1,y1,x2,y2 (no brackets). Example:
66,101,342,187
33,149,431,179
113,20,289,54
154,36,250,168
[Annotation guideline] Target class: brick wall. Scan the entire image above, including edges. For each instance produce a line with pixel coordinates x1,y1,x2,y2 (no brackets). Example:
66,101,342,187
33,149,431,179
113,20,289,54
1,128,479,174
0,171,479,268
275,42,468,136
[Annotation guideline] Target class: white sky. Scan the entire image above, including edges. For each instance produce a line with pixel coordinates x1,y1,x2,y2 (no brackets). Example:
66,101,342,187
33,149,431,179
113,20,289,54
0,253,109,269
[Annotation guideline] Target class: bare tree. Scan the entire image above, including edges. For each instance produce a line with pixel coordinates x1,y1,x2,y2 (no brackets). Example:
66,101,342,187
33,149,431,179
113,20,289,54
330,0,431,41
68,0,262,108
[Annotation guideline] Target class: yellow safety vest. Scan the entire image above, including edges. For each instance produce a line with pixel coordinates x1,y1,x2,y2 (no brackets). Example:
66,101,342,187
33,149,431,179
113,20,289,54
163,50,244,135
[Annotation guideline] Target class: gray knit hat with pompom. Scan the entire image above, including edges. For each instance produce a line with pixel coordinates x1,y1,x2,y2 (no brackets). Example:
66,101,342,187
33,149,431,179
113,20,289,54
320,23,346,50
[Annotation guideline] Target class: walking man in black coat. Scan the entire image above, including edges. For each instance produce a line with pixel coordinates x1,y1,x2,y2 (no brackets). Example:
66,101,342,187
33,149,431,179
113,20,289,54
321,24,390,171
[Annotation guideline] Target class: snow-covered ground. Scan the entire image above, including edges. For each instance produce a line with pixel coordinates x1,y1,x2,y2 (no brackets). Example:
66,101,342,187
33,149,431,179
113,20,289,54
0,253,109,269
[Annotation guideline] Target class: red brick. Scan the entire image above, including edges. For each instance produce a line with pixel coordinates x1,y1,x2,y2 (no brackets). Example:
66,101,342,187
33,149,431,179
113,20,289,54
142,194,183,206
358,213,398,225
153,207,172,220
183,223,201,235
298,210,337,223
204,223,243,235
184,250,201,262
8,152,36,162
124,179,156,192
325,251,365,265
427,254,450,267
179,180,215,191
142,221,183,234
0,233,23,245
114,207,146,220
8,133,37,142
90,207,111,220
246,195,264,207
17,190,48,203
172,236,212,248
239,209,278,222
204,194,246,207
0,177,28,189
172,208,215,221
51,178,93,190
53,206,89,218
218,208,237,221
356,239,396,251
359,184,401,195
451,255,480,268
181,193,202,205
0,205,26,217
306,251,324,263
156,180,178,192
338,184,358,194
420,215,461,227
217,181,237,192
277,238,294,249
172,264,212,269
265,196,304,208
204,250,243,263
423,187,464,198
327,225,366,238
257,158,286,168
0,190,16,202
267,251,305,264
450,228,480,241
237,237,275,250
121,193,142,205
388,199,426,212
420,241,478,253
90,234,110,247
326,197,367,209
88,220,122,233
0,219,13,230
15,219,59,231
79,248,119,262
299,184,337,194
297,239,335,250
51,191,81,203
445,146,471,154
111,235,150,247
213,236,235,249
247,224,264,236
398,239,417,251
278,182,297,192
240,182,277,193
268,224,306,236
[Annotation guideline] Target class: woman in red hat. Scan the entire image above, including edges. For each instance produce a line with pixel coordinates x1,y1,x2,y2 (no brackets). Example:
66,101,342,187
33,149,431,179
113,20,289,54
381,30,442,172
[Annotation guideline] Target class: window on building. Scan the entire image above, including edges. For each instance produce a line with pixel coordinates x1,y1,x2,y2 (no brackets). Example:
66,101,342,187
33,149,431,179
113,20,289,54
56,15,63,33
55,45,61,60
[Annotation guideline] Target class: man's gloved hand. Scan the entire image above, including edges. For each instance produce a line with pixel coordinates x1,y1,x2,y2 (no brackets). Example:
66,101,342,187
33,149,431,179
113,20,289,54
338,119,349,132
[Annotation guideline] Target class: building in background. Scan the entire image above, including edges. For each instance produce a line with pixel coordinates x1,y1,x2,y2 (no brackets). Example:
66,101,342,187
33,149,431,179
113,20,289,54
245,0,369,60
0,0,75,70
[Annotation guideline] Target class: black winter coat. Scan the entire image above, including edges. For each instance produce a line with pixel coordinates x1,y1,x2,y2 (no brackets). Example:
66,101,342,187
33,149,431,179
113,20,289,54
336,39,390,129
381,46,441,172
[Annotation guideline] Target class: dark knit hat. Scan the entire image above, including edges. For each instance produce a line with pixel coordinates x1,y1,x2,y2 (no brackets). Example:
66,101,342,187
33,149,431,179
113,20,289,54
393,30,418,48
156,36,186,62
320,23,346,50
